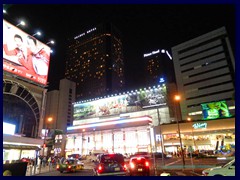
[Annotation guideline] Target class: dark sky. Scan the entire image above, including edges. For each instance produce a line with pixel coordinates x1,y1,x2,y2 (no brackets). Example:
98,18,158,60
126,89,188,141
3,4,236,91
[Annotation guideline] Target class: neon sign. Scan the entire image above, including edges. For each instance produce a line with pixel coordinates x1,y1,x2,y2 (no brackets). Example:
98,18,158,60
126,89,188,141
192,122,207,129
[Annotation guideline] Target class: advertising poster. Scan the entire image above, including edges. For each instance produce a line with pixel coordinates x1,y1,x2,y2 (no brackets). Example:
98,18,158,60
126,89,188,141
74,86,167,119
201,100,232,120
3,19,51,86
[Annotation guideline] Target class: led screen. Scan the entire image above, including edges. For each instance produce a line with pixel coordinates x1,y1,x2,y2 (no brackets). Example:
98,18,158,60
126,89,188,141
3,19,51,86
74,86,167,119
201,101,231,120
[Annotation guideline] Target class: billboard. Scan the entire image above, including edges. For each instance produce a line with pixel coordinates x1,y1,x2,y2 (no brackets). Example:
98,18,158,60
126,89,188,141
3,19,51,86
74,85,167,119
201,100,232,120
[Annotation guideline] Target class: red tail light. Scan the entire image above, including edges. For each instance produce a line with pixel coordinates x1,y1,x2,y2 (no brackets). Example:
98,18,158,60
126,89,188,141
145,161,149,167
123,164,127,171
68,165,72,169
130,162,135,169
56,165,59,169
98,164,103,173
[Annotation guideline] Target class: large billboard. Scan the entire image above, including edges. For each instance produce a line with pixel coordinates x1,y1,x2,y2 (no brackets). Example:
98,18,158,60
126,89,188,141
201,100,232,120
74,85,167,119
3,19,51,86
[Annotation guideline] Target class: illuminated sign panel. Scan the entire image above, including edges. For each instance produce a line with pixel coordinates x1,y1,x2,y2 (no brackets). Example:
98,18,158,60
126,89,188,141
192,122,207,129
74,85,167,120
3,122,16,135
201,100,232,120
3,19,51,86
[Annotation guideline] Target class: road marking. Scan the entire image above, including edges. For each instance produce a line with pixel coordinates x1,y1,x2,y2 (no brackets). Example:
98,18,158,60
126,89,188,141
165,159,182,166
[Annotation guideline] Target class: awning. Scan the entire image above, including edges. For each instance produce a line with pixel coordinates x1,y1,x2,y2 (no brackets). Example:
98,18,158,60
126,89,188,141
3,144,41,150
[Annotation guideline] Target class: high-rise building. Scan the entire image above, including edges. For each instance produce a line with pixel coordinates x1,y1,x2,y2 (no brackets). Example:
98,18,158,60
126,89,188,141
45,78,76,132
143,48,175,86
65,23,125,100
172,27,235,121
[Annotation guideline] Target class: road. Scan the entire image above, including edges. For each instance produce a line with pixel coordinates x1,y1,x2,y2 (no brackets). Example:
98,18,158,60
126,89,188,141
33,157,233,176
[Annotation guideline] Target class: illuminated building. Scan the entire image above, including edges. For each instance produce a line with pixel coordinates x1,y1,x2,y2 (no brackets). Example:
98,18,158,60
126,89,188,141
143,49,175,86
65,23,125,101
171,27,235,121
64,84,172,156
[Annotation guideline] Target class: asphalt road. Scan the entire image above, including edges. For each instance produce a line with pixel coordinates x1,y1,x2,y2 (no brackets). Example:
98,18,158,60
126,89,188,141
33,157,233,176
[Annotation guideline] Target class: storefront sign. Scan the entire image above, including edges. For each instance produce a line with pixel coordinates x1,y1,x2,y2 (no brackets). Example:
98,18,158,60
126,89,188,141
192,122,207,129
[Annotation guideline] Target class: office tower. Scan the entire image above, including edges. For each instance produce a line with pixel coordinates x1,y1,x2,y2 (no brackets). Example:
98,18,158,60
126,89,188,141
172,27,235,121
143,48,175,86
45,78,76,132
65,23,125,100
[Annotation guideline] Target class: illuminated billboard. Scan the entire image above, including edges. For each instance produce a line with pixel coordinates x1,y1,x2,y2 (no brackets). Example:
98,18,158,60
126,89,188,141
3,19,51,86
201,100,232,120
74,85,167,119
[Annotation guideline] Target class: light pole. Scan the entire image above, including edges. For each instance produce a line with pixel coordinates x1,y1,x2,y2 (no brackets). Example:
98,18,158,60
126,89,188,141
174,95,185,167
43,117,53,156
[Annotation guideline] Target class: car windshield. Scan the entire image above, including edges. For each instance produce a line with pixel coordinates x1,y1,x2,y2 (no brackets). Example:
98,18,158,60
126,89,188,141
100,154,124,164
64,159,75,164
131,158,146,163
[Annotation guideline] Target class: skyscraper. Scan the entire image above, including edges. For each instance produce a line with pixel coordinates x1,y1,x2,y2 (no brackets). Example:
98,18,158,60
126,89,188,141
65,23,125,100
143,48,175,86
172,27,235,121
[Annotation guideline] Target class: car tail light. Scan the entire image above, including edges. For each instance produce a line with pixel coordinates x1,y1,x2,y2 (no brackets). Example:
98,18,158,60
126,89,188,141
145,161,149,167
98,164,103,173
68,165,72,169
130,162,135,169
137,157,141,160
56,165,59,169
123,164,127,171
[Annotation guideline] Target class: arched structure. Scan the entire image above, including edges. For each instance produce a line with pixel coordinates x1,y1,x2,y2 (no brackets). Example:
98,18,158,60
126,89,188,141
3,79,41,137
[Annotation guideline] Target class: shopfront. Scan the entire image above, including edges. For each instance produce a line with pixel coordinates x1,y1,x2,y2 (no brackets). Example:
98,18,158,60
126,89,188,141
3,134,43,162
160,118,235,155
65,115,155,157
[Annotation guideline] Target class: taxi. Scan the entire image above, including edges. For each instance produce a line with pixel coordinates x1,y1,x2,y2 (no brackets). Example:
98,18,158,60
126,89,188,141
56,158,84,173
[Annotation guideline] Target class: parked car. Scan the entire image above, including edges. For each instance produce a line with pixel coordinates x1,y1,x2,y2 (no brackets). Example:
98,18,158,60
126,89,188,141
56,158,84,173
93,153,127,176
202,159,235,176
89,150,105,162
128,156,150,176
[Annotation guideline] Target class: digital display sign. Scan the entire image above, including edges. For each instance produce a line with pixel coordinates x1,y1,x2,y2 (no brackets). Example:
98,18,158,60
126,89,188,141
201,100,232,120
74,86,167,119
3,19,51,86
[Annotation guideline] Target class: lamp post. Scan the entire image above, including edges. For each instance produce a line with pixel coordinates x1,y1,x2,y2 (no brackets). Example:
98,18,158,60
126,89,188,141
43,117,53,156
174,95,185,167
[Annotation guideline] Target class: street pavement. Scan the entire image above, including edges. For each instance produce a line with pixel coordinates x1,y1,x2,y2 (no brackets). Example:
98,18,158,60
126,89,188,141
29,157,233,176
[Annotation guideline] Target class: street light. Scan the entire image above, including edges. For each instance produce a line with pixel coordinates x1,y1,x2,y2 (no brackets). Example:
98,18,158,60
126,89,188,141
174,95,185,167
43,117,53,156
16,20,25,27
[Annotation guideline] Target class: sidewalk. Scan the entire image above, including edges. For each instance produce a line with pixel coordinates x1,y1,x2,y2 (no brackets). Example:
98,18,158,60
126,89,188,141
26,164,56,176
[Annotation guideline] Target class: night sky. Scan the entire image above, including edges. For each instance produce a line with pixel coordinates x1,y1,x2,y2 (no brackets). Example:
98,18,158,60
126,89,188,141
3,4,236,91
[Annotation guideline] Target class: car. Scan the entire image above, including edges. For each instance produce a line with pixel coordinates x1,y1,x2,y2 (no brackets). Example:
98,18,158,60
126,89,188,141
202,159,235,176
56,158,84,173
130,152,151,159
128,156,150,176
93,153,127,176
